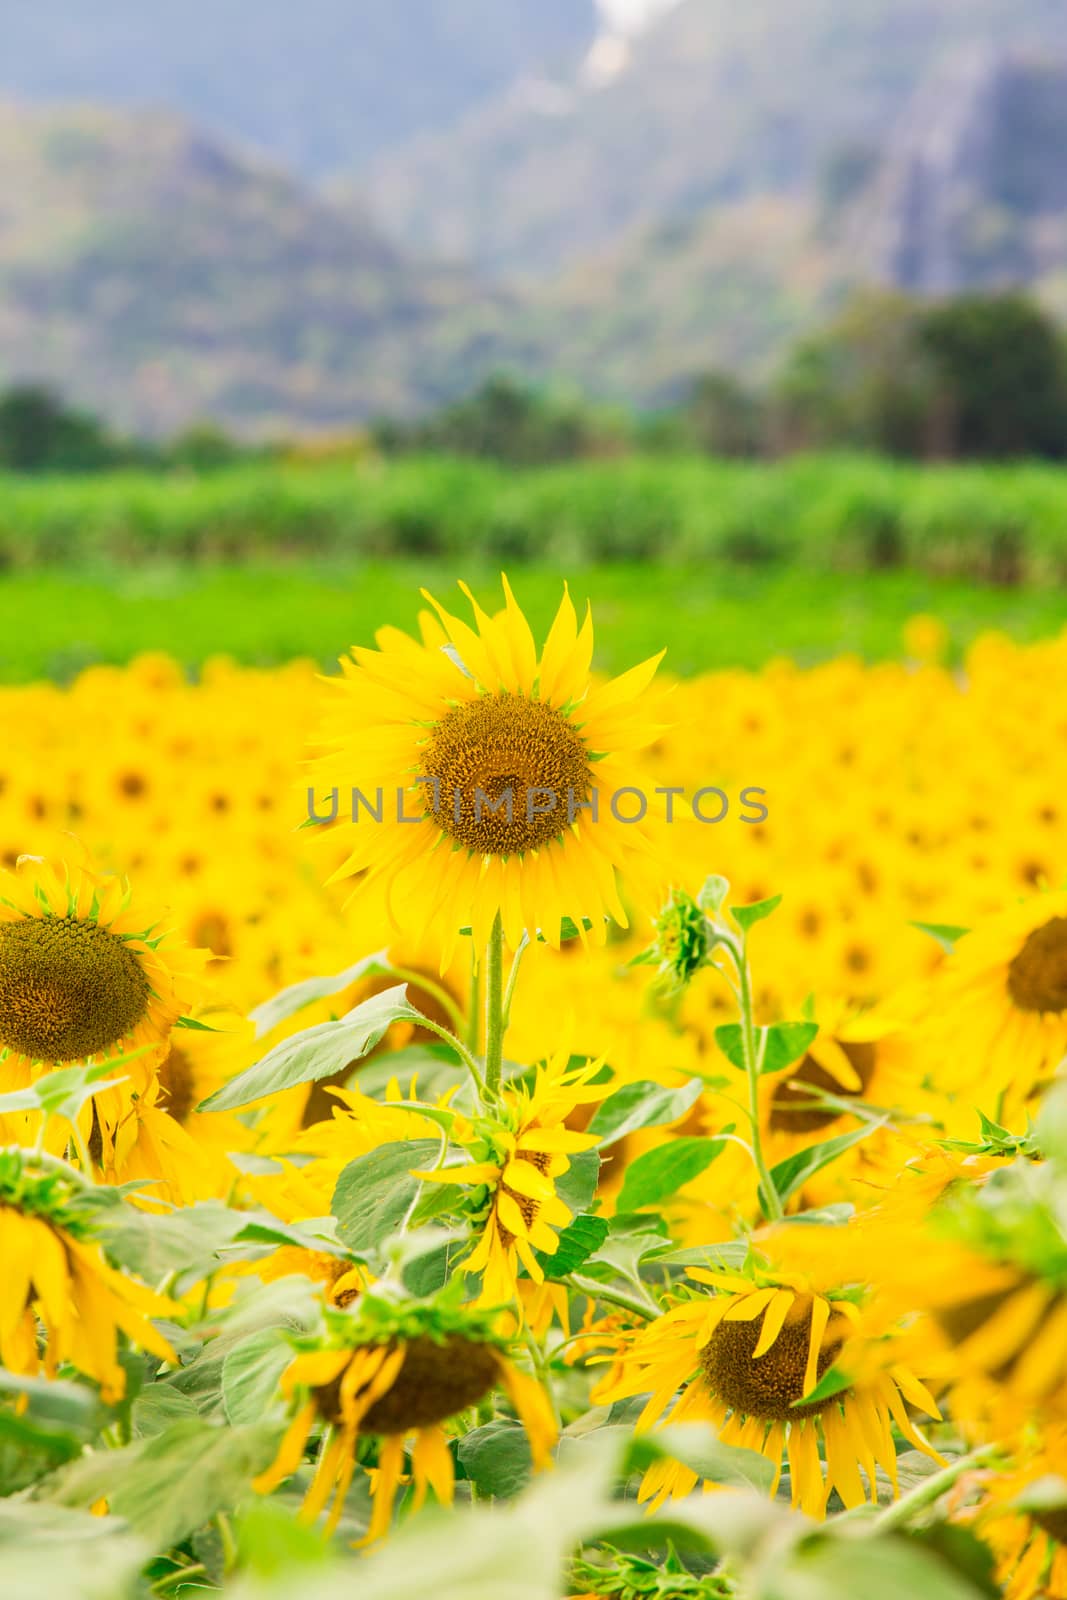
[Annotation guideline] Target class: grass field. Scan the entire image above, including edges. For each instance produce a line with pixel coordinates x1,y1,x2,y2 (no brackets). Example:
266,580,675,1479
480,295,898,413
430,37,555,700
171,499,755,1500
2,559,1065,681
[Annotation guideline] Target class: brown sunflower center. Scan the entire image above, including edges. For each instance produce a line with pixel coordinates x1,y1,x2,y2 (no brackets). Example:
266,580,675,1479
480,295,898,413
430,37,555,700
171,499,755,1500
0,915,151,1062
1033,1506,1067,1545
315,1335,501,1433
768,1041,878,1135
496,1149,553,1250
1007,917,1067,1014
420,693,592,856
157,1045,196,1125
699,1296,845,1422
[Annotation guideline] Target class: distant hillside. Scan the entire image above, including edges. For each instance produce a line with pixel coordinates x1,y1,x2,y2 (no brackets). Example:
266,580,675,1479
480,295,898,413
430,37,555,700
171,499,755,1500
858,52,1067,293
364,0,1067,274
0,0,598,178
0,103,509,434
489,198,850,401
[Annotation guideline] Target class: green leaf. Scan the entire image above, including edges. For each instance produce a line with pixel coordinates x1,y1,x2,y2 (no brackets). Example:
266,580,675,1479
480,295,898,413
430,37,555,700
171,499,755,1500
640,1238,749,1270
200,985,420,1111
98,1199,252,1292
222,1328,293,1425
130,1386,199,1439
331,1139,442,1254
698,875,730,914
616,1135,728,1212
713,1023,745,1070
536,1213,608,1279
785,1529,992,1600
911,921,969,953
457,1420,534,1500
767,1119,886,1209
588,1078,704,1146
792,1360,852,1408
248,950,391,1038
0,1060,127,1122
761,1020,819,1076
732,894,782,932
631,1423,776,1494
44,1418,280,1551
554,1149,601,1214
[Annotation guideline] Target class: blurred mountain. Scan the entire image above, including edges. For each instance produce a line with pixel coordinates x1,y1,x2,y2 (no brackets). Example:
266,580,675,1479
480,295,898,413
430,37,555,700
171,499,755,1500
364,0,1067,274
0,103,511,434
0,0,598,177
858,52,1067,294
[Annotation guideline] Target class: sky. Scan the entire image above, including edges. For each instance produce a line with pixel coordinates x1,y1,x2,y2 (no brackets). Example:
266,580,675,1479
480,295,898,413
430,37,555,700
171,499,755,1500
596,0,681,36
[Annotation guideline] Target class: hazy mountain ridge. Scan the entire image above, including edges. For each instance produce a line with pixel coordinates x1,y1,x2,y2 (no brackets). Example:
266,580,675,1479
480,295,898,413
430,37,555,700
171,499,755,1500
0,0,599,178
0,102,512,434
364,0,1067,274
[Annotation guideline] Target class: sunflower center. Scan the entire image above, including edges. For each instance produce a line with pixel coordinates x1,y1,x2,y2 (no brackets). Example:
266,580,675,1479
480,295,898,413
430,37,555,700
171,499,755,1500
768,1041,878,1135
1033,1506,1067,1545
0,915,151,1062
420,693,592,856
699,1296,845,1421
497,1150,552,1249
157,1045,196,1125
316,1335,500,1433
1007,917,1067,1014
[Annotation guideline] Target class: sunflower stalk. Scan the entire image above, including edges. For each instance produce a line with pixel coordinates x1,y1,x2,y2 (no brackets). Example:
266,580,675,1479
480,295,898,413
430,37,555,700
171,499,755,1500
483,911,506,1104
871,1443,1002,1531
722,928,784,1223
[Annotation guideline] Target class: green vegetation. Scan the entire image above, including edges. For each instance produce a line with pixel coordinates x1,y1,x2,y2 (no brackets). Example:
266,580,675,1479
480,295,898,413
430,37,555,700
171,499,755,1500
3,454,1067,585
1,560,1063,684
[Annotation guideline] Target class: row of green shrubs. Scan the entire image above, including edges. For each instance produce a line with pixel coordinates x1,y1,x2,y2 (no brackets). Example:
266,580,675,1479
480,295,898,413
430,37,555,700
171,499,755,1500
1,454,1066,584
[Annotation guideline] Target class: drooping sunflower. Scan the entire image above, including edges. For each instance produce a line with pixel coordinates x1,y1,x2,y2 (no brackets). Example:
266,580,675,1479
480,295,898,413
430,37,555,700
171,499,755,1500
592,1249,940,1518
0,1151,176,1399
0,853,205,1083
255,1291,556,1543
311,579,667,966
417,1051,604,1311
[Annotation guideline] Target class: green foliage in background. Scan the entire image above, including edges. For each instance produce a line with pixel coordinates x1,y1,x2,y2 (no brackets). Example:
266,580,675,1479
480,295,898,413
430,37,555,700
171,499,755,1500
3,453,1067,586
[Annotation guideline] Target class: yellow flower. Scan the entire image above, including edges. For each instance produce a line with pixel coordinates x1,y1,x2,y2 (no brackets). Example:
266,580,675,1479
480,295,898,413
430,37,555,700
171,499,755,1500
868,1159,1067,1434
973,1427,1067,1599
420,1052,603,1310
593,1260,940,1518
312,578,667,967
907,890,1067,1117
0,1158,176,1400
0,852,205,1079
255,1302,556,1543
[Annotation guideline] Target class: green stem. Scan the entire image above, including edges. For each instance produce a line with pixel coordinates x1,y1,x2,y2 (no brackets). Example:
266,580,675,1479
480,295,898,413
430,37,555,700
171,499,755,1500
570,1274,659,1322
467,951,481,1055
873,1444,1001,1532
523,1329,561,1431
501,932,530,1030
731,934,783,1223
383,964,466,1039
483,912,505,1103
415,1016,486,1095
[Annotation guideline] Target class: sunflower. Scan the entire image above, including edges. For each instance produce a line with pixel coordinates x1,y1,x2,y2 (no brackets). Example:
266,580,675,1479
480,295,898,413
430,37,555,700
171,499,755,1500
974,1427,1067,1600
0,853,204,1081
872,1157,1067,1432
311,578,667,967
0,1151,176,1399
418,1051,604,1312
908,890,1067,1117
255,1292,556,1543
592,1253,940,1518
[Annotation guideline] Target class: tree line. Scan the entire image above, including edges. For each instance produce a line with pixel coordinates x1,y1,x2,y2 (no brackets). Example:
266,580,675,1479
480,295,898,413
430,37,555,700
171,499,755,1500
3,291,1067,473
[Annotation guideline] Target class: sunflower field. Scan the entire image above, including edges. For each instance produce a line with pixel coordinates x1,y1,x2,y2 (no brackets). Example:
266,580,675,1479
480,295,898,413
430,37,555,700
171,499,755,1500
2,578,1067,1600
